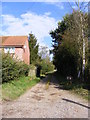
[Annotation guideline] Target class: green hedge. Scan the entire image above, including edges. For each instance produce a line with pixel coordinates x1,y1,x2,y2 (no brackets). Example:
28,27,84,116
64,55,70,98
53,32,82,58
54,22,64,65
2,53,29,83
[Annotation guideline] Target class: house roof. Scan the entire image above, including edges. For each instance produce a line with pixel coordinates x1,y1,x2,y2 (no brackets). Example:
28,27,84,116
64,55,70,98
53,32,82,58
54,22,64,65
0,36,28,47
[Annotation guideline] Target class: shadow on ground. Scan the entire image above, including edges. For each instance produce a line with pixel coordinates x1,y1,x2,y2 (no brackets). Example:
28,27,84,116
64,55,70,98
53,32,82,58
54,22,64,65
41,71,90,91
62,98,90,109
40,72,90,109
40,71,60,85
40,71,90,101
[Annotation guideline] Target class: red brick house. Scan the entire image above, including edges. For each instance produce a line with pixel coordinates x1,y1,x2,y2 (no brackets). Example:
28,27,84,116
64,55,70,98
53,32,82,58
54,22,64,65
0,36,30,65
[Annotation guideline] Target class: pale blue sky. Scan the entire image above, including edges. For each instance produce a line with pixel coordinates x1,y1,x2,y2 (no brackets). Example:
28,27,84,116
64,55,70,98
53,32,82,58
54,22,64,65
1,2,88,60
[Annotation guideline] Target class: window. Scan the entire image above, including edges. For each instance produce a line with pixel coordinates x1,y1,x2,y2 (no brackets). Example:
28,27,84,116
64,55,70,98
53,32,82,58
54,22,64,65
4,47,15,53
9,48,15,53
4,48,9,53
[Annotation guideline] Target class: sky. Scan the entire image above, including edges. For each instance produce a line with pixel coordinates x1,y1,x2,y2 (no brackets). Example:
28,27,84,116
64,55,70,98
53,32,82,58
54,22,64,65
1,1,88,60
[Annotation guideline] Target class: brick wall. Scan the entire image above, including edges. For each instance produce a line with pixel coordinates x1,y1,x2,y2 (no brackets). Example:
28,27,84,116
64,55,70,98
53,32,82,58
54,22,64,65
23,39,30,65
14,48,23,61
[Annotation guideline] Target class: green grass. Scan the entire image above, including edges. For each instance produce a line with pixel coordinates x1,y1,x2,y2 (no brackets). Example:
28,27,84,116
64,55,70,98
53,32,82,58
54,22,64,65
71,87,89,100
55,73,90,101
2,76,40,101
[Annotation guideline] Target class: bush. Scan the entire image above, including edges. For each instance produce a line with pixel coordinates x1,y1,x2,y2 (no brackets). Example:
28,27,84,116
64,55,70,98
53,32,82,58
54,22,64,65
85,61,90,82
40,59,55,75
53,41,79,78
85,45,90,83
2,53,29,83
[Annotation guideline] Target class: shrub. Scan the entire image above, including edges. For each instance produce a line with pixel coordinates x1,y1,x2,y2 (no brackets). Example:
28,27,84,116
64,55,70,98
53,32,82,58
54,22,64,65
2,53,29,83
85,61,90,83
40,59,55,75
53,41,79,78
85,45,90,83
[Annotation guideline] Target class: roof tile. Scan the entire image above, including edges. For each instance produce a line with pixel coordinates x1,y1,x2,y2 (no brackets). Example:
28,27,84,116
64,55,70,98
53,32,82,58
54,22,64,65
0,36,28,47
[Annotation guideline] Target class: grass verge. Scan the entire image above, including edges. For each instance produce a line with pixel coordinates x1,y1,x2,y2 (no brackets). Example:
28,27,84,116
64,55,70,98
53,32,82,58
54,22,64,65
2,76,40,101
55,73,90,101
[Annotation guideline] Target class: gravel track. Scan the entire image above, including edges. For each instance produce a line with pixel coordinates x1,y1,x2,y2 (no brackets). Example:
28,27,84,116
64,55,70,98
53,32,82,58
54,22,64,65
2,75,89,118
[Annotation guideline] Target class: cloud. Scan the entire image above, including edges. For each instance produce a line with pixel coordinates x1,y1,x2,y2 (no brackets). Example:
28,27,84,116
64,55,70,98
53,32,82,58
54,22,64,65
72,5,78,9
2,11,57,48
45,2,64,10
44,12,51,16
55,3,64,9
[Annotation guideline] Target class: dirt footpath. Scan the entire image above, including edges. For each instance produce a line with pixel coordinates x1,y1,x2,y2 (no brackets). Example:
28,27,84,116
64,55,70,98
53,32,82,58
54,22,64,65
2,75,89,118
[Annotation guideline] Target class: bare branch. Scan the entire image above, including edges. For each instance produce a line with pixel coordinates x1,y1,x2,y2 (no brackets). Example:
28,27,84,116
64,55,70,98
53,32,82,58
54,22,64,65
80,0,85,9
74,0,79,7
81,3,88,11
67,0,74,11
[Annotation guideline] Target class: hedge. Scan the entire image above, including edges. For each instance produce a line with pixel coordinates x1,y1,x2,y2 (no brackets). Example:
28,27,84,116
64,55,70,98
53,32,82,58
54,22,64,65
2,53,29,83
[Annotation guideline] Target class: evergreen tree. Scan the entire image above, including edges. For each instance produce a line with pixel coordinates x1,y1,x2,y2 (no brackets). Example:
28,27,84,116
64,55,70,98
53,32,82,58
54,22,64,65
28,33,39,64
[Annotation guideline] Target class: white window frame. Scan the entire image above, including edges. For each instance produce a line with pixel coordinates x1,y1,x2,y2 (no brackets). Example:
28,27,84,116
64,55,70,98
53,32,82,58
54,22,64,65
4,47,15,53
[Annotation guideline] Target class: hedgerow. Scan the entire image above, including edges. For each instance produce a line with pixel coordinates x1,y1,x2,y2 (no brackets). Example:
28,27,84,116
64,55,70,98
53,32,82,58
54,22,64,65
2,53,29,83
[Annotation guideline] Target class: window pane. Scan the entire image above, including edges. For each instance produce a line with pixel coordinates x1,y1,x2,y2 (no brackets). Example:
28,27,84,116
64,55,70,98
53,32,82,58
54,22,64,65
9,48,15,53
4,48,9,53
